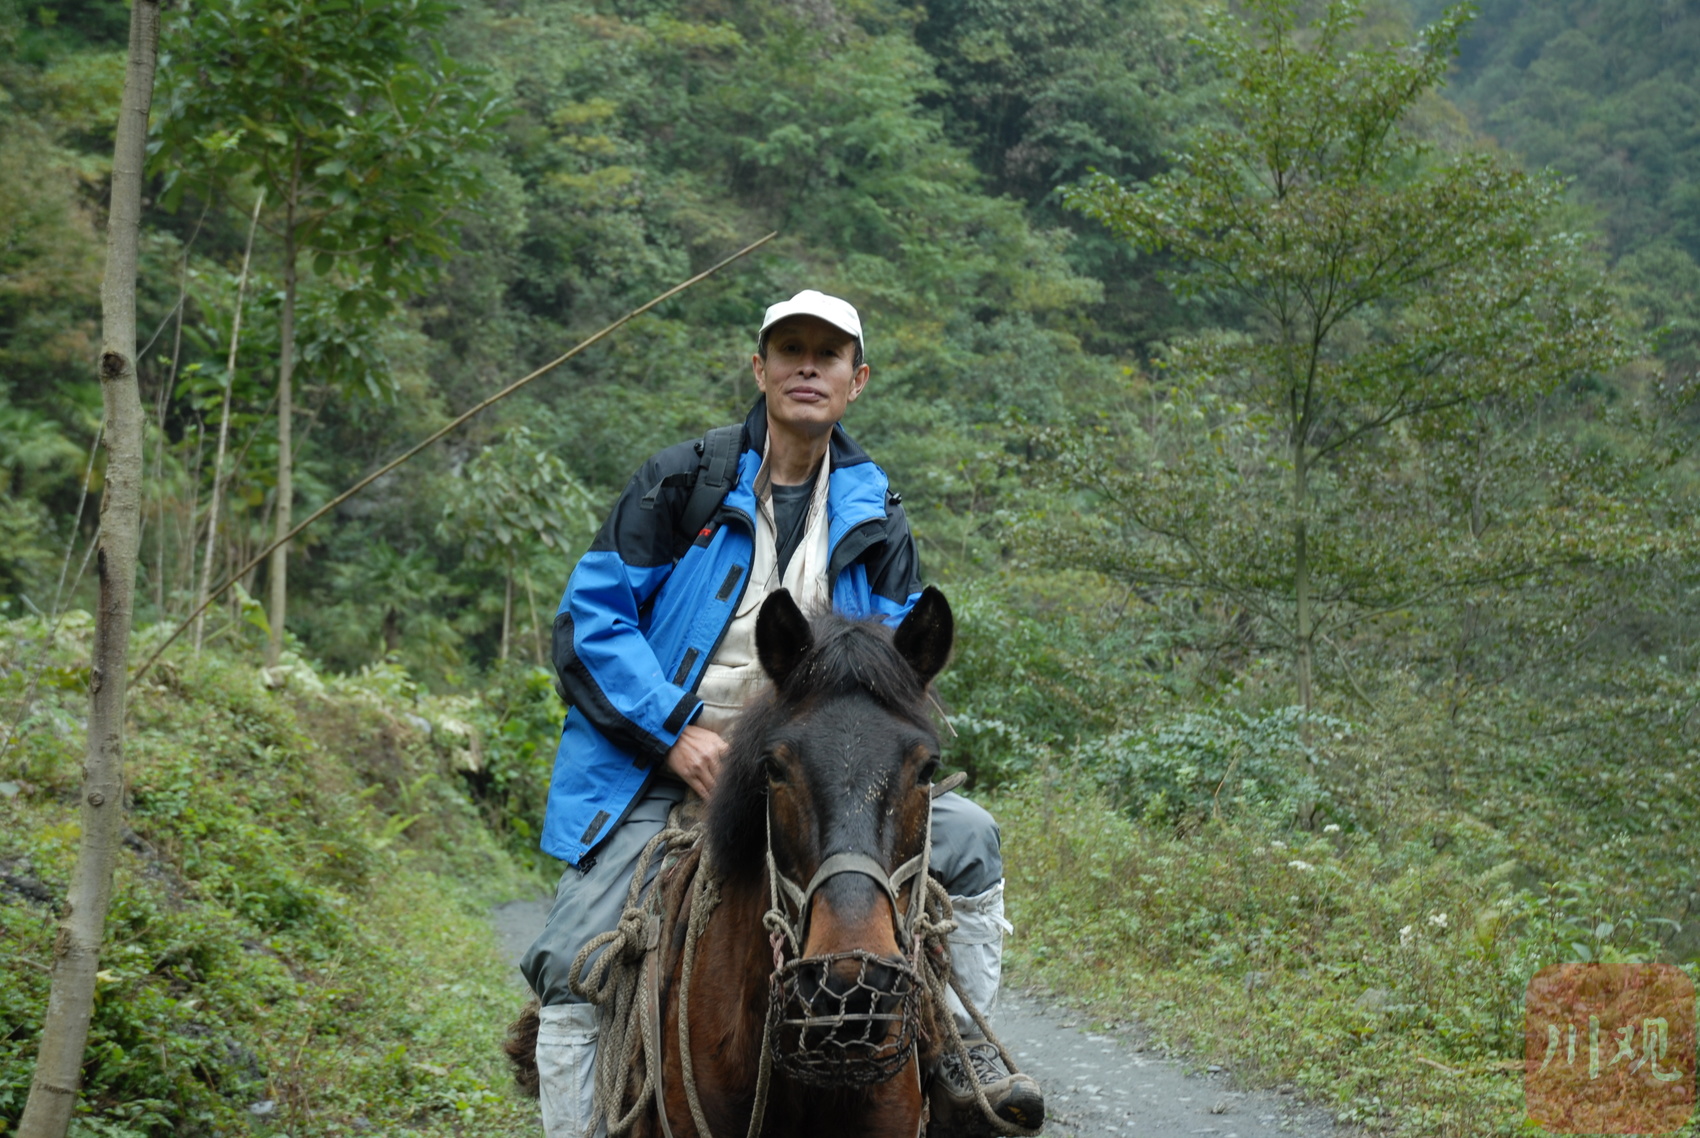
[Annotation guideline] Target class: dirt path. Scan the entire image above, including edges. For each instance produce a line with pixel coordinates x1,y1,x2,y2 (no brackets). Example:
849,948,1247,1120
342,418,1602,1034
490,899,1347,1138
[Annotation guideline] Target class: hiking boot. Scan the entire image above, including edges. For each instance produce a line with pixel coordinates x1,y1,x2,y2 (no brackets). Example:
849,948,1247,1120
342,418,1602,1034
928,1036,1044,1136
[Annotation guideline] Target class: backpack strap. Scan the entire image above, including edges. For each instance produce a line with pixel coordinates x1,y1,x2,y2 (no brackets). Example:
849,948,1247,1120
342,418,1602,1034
679,423,743,540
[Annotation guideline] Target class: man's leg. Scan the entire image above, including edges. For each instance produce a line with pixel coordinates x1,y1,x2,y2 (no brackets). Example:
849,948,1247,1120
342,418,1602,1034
521,782,684,1138
928,791,1011,1028
928,791,1043,1133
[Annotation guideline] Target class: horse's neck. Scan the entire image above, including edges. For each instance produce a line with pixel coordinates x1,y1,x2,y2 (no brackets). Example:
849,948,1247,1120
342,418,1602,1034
687,867,777,1084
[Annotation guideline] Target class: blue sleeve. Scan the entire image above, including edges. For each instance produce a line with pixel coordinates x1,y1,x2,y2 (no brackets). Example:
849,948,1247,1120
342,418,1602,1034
551,448,703,763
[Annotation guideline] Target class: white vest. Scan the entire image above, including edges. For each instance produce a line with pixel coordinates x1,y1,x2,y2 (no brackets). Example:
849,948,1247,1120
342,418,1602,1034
691,444,833,735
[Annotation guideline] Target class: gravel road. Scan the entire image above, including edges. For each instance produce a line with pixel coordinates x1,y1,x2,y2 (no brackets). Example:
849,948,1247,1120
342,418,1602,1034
490,898,1346,1138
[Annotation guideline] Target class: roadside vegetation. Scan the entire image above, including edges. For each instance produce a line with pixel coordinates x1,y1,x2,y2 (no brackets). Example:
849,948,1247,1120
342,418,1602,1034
1,618,541,1135
985,631,1699,1136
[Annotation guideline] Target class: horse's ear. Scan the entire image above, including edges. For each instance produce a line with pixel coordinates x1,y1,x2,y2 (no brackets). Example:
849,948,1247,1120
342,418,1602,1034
757,589,814,685
894,586,953,688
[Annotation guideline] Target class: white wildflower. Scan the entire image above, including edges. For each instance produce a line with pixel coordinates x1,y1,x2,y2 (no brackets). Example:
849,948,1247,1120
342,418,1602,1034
1427,913,1449,929
1287,860,1315,872
1323,823,1341,833
1270,840,1287,850
1399,925,1415,947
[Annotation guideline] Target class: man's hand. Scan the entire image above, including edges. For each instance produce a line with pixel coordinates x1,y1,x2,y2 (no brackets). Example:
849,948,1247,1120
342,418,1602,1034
665,724,727,801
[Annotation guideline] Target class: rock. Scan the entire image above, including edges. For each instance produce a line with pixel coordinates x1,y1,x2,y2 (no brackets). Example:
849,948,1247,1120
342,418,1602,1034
0,865,55,907
1353,987,1394,1014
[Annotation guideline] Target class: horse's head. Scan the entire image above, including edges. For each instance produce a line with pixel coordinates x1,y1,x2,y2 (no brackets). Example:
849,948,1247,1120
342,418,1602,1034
706,586,954,1086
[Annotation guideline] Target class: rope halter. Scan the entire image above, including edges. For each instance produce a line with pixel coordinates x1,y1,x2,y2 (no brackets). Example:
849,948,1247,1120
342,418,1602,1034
760,789,934,1087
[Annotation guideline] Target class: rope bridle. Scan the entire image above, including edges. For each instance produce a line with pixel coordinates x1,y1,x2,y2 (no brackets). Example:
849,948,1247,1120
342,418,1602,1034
761,793,934,958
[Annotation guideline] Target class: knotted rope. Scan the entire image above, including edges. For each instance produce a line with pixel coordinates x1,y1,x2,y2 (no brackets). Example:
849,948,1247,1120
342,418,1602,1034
911,874,1040,1136
566,821,704,1137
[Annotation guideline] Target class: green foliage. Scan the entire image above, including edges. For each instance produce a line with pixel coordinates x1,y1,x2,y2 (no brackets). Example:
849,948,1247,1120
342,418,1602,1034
451,661,568,869
1421,0,1700,371
1433,0,1700,265
153,0,503,298
6,0,1700,1128
0,1,111,605
937,573,1194,786
911,0,1206,348
0,619,537,1137
997,782,1699,1137
1079,706,1342,830
1052,0,1626,718
439,428,594,567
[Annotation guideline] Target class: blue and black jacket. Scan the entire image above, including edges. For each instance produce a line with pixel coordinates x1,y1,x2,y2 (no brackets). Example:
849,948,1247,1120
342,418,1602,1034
541,399,923,866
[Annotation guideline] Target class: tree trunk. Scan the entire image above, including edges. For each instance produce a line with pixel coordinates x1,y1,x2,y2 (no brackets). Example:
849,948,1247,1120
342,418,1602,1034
195,191,263,653
523,564,544,666
17,0,159,1132
152,261,188,618
1292,440,1318,829
500,558,513,662
181,419,203,614
266,167,300,668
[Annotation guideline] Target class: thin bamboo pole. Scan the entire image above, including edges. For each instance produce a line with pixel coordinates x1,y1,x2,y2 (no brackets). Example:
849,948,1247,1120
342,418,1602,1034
132,230,777,683
194,190,265,652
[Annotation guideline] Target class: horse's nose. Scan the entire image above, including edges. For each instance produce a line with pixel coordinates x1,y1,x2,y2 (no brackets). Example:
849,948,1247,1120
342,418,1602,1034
804,874,902,960
817,872,888,927
777,949,919,1084
821,953,908,1018
822,952,900,994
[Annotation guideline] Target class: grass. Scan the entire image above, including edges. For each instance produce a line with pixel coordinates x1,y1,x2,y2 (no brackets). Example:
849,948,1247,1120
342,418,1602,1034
995,777,1700,1137
1,617,545,1137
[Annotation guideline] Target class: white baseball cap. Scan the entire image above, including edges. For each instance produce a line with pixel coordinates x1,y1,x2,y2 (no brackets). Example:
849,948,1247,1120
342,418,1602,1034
758,290,864,357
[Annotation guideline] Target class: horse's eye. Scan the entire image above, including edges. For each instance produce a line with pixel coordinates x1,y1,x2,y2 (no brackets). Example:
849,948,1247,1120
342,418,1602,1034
917,757,939,787
764,754,788,784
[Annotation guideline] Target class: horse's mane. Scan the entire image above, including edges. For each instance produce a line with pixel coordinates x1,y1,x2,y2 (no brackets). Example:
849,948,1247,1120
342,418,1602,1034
705,611,936,880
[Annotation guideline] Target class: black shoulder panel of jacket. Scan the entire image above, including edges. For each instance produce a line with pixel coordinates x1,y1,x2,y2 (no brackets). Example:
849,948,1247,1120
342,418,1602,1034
587,437,707,568
863,492,923,607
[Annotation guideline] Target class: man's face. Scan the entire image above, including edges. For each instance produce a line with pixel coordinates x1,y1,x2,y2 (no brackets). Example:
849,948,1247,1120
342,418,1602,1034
752,316,869,439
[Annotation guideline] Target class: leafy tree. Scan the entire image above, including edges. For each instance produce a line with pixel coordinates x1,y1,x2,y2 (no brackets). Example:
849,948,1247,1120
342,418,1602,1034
1429,0,1700,264
0,13,116,569
1054,0,1622,773
912,0,1203,349
440,428,595,662
152,0,503,664
316,538,460,671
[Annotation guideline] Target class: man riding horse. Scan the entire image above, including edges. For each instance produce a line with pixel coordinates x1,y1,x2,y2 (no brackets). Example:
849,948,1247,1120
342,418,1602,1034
521,290,1045,1136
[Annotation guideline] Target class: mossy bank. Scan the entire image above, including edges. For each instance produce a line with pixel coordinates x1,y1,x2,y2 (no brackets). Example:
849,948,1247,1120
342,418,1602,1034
1,615,548,1137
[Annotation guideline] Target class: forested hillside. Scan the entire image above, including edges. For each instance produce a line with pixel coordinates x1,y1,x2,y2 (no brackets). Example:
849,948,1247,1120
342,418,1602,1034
1411,0,1700,369
3,0,1699,1134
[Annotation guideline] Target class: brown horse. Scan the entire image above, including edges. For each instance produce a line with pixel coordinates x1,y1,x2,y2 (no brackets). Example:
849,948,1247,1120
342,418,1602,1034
658,585,956,1138
506,586,959,1137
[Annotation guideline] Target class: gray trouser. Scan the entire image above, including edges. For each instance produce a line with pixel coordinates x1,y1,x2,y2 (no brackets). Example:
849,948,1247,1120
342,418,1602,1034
519,781,1005,1007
